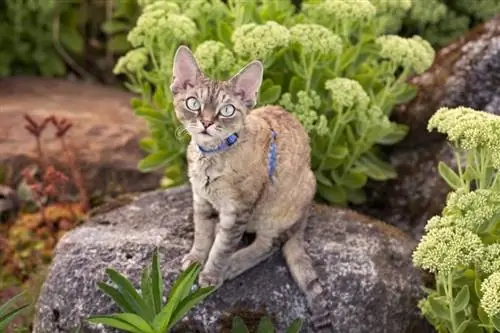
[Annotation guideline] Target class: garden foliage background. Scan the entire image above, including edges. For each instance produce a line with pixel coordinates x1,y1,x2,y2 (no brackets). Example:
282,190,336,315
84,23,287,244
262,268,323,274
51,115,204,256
2,0,500,332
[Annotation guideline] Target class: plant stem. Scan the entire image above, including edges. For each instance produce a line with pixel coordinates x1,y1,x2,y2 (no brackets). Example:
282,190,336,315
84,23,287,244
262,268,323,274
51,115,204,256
301,53,316,92
445,272,458,333
454,151,466,188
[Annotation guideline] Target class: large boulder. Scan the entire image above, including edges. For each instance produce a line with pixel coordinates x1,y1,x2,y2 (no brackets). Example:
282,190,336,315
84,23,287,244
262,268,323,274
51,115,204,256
33,186,431,333
357,15,500,239
0,76,162,198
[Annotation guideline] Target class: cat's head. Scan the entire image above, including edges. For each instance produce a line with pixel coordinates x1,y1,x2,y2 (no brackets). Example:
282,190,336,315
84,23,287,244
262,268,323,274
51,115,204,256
170,45,263,147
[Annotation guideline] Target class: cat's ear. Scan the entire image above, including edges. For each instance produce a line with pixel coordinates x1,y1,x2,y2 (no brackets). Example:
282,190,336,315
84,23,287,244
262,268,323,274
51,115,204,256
229,60,263,108
170,45,201,94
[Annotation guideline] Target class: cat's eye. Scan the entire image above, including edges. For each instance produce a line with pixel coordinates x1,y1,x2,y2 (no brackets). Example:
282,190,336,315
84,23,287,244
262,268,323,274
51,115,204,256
219,104,236,117
185,97,201,112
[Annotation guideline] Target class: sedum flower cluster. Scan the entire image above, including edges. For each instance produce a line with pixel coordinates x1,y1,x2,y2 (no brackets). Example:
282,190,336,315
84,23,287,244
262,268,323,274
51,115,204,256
370,0,412,33
481,272,500,317
182,0,227,21
118,0,436,209
376,35,435,74
289,24,343,58
480,244,500,275
113,47,149,75
414,106,500,330
279,90,328,136
127,2,197,48
412,226,484,274
302,0,376,26
428,107,500,168
424,189,500,233
325,78,370,111
194,41,235,78
232,21,290,61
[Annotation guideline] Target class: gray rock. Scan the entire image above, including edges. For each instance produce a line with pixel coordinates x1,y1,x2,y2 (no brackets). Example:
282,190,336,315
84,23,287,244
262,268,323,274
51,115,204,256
33,186,431,333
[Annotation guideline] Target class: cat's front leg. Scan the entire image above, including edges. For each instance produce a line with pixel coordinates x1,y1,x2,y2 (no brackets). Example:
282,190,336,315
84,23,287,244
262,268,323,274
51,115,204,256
198,209,246,288
181,194,216,270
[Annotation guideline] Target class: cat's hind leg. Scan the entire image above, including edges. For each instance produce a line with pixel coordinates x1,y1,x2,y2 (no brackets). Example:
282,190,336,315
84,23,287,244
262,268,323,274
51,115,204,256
224,234,278,280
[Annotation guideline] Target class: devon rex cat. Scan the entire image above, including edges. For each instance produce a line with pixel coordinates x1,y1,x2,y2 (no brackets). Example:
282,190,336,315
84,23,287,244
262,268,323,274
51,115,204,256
170,45,331,329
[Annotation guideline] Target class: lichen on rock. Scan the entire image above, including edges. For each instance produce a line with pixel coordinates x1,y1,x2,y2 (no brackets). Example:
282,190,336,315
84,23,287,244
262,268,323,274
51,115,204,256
33,186,431,333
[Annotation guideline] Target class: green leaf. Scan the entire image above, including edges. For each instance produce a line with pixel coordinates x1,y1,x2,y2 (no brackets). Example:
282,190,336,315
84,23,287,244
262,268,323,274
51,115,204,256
341,170,368,189
0,304,29,330
141,267,155,315
0,293,26,316
257,316,275,332
138,151,172,172
139,137,156,153
286,318,304,333
477,305,490,325
232,317,250,333
474,277,482,299
216,21,233,45
355,152,397,181
288,76,303,96
151,249,164,314
317,183,347,205
87,313,154,333
492,315,500,332
438,162,463,190
453,285,470,313
328,145,349,159
108,35,132,53
315,171,334,187
135,107,169,124
259,85,281,105
394,85,417,104
456,319,470,333
428,297,450,320
376,123,408,145
59,28,84,54
167,286,216,328
153,87,168,109
105,269,152,321
321,157,343,169
153,263,202,332
97,282,136,314
102,20,131,34
283,52,304,77
464,322,486,333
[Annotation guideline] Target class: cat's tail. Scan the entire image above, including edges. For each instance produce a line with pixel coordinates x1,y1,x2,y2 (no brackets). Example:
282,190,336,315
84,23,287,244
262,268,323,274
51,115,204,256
282,232,334,332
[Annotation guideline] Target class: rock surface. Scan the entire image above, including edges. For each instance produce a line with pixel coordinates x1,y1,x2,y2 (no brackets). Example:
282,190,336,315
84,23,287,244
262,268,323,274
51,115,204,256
0,76,162,197
357,15,500,238
33,186,431,333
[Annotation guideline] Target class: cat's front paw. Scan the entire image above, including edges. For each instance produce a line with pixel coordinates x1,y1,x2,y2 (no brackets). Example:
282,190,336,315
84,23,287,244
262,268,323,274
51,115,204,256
181,251,206,270
198,268,224,288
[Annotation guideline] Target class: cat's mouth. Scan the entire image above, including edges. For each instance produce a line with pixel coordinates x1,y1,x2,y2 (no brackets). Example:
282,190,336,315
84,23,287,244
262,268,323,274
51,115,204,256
200,129,211,136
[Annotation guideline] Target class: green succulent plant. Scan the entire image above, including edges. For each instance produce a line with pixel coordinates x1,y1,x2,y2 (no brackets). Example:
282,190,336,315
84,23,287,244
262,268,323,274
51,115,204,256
115,0,435,206
413,107,500,333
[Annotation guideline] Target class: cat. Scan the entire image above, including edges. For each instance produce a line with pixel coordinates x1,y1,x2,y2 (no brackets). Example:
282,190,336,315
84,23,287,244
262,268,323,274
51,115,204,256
170,45,331,330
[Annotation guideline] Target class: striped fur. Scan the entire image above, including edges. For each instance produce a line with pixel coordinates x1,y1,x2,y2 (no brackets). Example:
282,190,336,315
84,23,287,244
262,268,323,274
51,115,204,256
170,46,331,330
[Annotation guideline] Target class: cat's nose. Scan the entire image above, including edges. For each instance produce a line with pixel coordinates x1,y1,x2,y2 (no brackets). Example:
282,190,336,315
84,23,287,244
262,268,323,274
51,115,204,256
200,119,214,128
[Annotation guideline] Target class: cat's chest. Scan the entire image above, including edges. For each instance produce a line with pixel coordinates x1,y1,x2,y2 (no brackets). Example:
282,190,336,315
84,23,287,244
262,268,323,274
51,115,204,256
190,155,226,186
188,154,234,204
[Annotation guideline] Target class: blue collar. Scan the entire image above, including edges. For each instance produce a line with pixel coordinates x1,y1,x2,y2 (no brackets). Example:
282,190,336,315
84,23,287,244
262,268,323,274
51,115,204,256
197,129,278,181
197,133,239,153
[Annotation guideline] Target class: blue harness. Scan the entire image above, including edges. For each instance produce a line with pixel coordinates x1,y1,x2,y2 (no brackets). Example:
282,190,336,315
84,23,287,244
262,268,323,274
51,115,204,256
197,130,278,181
